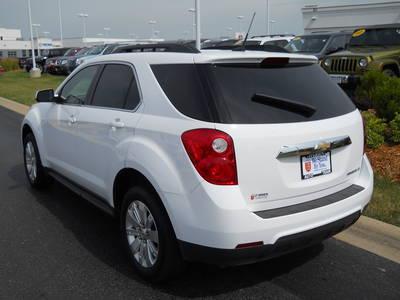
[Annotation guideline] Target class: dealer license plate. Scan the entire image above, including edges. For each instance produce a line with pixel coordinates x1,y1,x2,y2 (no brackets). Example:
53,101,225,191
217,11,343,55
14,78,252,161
301,151,332,180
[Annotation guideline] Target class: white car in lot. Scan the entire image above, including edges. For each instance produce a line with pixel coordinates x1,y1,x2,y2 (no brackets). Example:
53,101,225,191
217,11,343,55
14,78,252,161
21,47,373,282
247,34,295,48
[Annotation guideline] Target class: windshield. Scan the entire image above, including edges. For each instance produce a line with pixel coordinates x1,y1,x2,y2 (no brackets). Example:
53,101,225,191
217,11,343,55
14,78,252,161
350,28,400,47
86,45,105,55
63,48,81,56
151,63,355,124
76,48,90,56
285,35,330,53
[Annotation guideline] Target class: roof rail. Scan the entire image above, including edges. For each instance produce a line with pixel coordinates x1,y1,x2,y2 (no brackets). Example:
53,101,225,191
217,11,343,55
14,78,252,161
112,43,200,54
251,34,295,38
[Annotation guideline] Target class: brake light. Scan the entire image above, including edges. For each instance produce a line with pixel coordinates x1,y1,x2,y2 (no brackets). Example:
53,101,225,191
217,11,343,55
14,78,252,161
181,129,238,185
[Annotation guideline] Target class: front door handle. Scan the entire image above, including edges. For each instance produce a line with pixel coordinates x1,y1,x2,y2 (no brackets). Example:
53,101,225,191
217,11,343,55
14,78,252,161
111,119,125,130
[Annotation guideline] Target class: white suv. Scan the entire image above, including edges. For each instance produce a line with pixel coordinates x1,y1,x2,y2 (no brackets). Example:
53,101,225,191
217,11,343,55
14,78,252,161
22,48,373,282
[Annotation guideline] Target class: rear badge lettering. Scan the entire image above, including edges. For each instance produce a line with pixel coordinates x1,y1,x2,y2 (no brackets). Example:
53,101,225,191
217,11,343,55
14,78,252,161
250,193,269,201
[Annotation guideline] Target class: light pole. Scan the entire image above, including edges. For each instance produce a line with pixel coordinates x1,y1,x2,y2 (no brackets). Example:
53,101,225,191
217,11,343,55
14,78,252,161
195,0,201,50
265,0,271,35
58,0,63,46
269,20,276,35
78,13,89,44
32,23,41,57
237,15,244,34
188,8,196,40
104,27,111,39
148,20,157,38
226,27,233,38
27,0,40,77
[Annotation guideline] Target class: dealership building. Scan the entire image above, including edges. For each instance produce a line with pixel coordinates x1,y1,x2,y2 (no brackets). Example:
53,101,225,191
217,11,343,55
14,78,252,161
303,1,400,33
0,27,61,58
0,27,159,58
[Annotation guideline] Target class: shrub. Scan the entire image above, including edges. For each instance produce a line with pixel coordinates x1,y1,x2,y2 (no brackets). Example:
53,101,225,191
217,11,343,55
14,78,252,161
362,111,387,149
0,58,20,71
390,113,400,144
356,71,386,105
372,77,400,122
356,71,400,121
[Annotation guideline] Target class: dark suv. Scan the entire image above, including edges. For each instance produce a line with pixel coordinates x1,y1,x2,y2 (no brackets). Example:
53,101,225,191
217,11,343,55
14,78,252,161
22,48,72,72
321,25,400,86
285,32,351,60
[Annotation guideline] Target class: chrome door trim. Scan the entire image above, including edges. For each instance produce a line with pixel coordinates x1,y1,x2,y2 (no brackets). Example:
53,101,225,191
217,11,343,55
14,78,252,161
276,136,352,159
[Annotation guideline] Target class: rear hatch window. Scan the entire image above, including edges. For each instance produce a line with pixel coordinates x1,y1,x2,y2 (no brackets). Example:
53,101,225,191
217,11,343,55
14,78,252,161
151,63,356,124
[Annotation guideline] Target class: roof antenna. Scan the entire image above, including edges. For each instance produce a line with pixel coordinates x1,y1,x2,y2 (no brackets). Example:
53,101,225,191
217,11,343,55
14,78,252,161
234,12,256,51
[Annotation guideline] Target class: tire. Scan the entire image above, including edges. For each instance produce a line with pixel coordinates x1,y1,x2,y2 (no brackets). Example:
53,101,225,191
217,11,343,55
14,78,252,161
382,68,398,77
23,133,51,189
120,186,185,282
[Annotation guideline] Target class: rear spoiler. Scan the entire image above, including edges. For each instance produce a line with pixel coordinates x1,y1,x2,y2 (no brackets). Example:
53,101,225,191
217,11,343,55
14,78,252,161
205,56,318,66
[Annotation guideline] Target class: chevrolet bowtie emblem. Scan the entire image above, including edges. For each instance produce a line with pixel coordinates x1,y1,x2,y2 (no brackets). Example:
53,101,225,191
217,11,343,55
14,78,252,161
315,142,331,151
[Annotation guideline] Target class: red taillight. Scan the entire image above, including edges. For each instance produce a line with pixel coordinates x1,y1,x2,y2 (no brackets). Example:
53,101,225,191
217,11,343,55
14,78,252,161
181,129,238,185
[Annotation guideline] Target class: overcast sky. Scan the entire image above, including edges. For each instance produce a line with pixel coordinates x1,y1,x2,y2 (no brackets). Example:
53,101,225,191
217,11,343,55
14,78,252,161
0,0,394,40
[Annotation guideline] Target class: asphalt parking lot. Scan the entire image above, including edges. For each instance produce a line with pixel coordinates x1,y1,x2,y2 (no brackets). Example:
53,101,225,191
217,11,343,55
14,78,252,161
0,105,399,299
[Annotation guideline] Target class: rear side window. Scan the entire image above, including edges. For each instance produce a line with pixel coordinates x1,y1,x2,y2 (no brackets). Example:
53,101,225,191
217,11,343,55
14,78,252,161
91,64,140,109
152,63,356,124
152,64,213,122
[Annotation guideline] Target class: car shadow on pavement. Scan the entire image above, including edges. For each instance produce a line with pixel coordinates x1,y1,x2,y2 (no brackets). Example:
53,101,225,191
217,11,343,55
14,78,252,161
9,163,323,298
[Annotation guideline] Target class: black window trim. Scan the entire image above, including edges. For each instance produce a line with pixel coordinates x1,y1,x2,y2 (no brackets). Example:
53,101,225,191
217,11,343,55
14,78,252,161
57,61,143,113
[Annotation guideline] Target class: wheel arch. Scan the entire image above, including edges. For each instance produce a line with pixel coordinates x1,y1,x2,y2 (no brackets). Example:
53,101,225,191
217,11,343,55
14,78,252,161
113,168,158,212
22,123,33,142
21,106,50,167
379,60,400,76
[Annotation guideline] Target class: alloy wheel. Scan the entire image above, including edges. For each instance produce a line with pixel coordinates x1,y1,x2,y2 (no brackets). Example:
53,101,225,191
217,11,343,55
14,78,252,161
125,200,159,268
25,141,37,183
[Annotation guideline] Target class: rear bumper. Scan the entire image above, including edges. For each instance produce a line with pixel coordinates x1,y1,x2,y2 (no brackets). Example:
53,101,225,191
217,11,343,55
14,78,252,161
179,211,361,266
169,155,373,260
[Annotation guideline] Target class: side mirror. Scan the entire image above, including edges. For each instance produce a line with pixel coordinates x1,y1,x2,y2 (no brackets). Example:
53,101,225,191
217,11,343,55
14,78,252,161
35,89,55,103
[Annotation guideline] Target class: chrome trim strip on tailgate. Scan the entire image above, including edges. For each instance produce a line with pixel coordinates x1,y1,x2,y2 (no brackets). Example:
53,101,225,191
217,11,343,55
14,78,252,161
254,184,364,219
276,135,352,159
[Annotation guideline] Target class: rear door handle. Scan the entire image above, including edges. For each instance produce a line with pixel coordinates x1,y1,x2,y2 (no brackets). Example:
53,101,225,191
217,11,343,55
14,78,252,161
111,119,125,130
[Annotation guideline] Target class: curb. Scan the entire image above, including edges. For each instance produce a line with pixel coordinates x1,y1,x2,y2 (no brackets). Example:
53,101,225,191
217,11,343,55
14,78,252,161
0,97,399,264
0,97,30,115
336,216,400,264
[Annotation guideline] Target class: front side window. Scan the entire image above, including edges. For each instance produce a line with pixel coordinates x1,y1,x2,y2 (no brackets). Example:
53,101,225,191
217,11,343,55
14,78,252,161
91,64,140,109
60,66,99,105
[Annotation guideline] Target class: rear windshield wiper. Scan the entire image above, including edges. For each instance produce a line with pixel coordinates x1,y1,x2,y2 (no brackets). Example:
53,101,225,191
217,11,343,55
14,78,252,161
252,93,316,118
